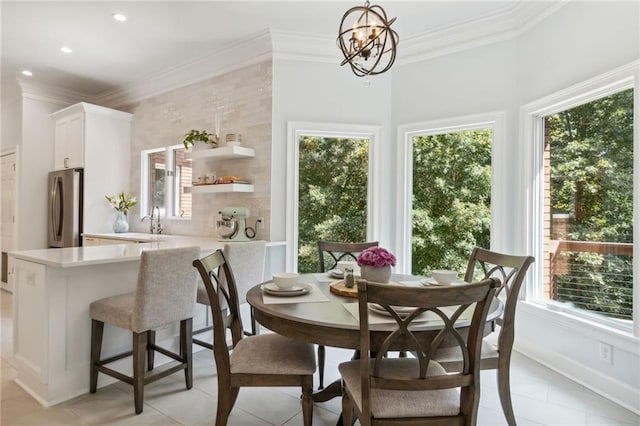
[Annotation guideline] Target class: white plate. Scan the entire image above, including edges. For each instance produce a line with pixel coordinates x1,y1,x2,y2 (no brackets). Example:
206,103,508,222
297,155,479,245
261,282,311,297
328,269,343,278
420,278,467,286
367,303,414,318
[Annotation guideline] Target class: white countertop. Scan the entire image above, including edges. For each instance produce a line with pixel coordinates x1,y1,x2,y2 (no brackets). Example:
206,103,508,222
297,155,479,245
9,233,284,268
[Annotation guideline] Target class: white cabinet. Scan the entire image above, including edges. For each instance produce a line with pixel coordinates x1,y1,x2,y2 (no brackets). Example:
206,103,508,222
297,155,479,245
51,103,133,234
53,110,84,169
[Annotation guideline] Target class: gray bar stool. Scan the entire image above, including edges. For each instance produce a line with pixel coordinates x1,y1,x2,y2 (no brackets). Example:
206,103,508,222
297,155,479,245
89,246,199,414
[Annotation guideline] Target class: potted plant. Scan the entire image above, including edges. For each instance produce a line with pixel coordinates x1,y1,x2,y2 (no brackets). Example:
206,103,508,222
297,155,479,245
357,247,396,283
182,129,219,149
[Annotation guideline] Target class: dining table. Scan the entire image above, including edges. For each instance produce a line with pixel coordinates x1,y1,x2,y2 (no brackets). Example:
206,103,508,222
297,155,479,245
246,272,504,405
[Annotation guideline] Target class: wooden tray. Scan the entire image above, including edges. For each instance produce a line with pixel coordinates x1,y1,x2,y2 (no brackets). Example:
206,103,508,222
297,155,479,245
329,280,358,298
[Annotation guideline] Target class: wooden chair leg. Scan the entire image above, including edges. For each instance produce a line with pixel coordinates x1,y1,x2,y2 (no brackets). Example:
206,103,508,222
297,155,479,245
342,388,353,426
147,329,156,371
497,356,516,426
133,331,147,414
181,318,193,389
215,387,237,426
89,319,104,393
301,376,314,426
317,345,325,389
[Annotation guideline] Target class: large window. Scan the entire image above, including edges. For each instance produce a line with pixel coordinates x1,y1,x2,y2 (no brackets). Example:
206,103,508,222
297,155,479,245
524,65,637,334
543,89,633,325
141,145,192,219
411,129,492,276
297,135,369,273
286,122,380,272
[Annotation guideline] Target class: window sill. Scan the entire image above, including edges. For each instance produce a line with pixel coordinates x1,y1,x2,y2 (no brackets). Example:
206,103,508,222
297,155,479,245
519,301,639,354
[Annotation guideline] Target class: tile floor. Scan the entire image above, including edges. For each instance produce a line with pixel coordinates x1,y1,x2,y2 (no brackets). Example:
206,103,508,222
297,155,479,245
1,290,638,425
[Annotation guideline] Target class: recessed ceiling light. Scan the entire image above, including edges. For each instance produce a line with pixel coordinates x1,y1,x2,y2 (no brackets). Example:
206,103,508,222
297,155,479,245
112,13,127,22
21,70,33,77
60,46,72,54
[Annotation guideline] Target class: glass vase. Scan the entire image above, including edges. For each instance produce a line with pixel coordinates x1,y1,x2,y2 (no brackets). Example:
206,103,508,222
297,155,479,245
113,211,129,233
360,265,392,283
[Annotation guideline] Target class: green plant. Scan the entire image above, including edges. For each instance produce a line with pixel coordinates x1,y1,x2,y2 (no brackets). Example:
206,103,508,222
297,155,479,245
105,192,137,214
183,129,218,149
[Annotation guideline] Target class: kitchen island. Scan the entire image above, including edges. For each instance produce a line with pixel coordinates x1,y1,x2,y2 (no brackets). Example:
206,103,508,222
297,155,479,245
8,234,284,406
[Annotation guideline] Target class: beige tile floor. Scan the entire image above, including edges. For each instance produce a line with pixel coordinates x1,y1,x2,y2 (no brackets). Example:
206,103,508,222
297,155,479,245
1,289,638,425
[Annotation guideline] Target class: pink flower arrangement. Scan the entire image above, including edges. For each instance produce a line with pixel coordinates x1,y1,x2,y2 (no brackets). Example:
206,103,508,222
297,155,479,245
357,247,396,268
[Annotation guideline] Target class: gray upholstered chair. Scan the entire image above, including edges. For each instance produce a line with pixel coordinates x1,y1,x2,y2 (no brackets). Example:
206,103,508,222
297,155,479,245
433,247,535,426
193,249,316,426
89,246,199,414
193,241,266,349
316,240,379,389
339,278,499,426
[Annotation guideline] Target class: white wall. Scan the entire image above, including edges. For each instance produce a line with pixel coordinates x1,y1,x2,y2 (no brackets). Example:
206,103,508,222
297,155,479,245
271,59,394,245
514,0,640,413
18,95,68,250
391,0,639,413
1,97,22,151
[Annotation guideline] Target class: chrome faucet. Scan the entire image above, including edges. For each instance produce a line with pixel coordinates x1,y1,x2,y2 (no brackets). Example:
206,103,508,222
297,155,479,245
141,206,163,234
154,206,163,234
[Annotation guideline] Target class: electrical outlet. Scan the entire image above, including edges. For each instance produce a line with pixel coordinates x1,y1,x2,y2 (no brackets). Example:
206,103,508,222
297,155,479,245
598,342,613,364
257,217,264,229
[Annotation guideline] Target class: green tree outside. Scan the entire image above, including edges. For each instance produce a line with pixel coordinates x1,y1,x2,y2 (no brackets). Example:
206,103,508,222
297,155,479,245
297,136,369,273
411,130,492,276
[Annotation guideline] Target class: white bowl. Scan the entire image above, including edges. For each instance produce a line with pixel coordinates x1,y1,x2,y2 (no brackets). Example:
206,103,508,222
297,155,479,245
272,272,300,289
431,269,458,285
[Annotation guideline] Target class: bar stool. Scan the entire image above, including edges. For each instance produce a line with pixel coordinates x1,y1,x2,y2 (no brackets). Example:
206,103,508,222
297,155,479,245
89,246,199,414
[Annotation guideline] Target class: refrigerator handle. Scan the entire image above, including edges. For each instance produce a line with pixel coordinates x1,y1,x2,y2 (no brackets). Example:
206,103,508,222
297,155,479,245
50,176,63,241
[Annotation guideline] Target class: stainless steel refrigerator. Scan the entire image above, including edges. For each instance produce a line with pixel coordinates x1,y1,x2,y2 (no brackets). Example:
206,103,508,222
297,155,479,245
48,168,83,248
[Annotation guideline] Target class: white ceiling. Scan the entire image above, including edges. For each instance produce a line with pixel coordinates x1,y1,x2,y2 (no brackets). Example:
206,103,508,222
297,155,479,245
1,1,561,103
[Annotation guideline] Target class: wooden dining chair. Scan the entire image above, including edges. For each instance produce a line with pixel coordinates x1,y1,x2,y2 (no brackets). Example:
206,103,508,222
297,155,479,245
316,240,379,389
193,249,316,426
433,247,535,426
339,277,500,425
193,241,266,349
89,246,199,414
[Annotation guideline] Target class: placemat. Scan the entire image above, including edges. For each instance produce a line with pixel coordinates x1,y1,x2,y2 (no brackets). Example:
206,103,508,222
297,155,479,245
343,303,471,324
261,284,330,304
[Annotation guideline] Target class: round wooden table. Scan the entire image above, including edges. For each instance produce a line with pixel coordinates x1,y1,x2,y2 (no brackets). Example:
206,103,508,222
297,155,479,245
246,273,503,403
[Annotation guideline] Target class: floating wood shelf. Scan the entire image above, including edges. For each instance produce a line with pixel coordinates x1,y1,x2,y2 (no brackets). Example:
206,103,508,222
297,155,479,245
185,183,254,194
184,145,255,160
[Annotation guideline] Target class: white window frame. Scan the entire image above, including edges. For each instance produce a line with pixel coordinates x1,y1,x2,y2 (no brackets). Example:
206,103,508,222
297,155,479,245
286,121,382,272
140,144,189,220
520,61,639,336
396,112,506,274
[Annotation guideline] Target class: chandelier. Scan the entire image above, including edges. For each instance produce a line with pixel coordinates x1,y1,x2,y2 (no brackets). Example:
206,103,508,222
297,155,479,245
337,1,399,77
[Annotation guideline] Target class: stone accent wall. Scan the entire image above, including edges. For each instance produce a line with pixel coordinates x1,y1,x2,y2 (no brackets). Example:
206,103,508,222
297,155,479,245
126,60,273,240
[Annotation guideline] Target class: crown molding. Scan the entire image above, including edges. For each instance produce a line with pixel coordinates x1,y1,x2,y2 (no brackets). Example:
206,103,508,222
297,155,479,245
99,31,274,109
17,79,95,106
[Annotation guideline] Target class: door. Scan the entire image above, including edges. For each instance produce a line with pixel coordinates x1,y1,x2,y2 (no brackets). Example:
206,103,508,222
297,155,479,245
1,151,17,291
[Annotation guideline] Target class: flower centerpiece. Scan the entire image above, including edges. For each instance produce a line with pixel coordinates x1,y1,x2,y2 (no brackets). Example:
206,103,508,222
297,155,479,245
105,192,137,233
357,247,396,283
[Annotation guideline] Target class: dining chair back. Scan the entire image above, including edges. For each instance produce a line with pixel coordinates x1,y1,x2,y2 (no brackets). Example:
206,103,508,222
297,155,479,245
89,246,199,414
316,240,379,389
193,241,266,349
434,247,535,426
193,249,316,426
317,240,379,272
339,278,500,426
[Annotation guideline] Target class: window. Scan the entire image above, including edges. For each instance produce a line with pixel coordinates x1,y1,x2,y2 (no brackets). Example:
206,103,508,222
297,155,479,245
286,122,381,272
411,129,492,276
141,145,192,219
523,64,637,334
297,135,369,273
397,114,502,274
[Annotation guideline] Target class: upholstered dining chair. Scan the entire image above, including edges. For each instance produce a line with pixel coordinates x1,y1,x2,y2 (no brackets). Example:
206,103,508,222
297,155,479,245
433,247,535,426
339,278,500,425
193,241,266,349
89,246,199,414
316,240,379,388
193,249,316,426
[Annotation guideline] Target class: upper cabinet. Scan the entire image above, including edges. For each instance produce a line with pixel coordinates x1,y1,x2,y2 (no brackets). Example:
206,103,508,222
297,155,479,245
51,102,133,233
51,102,133,170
